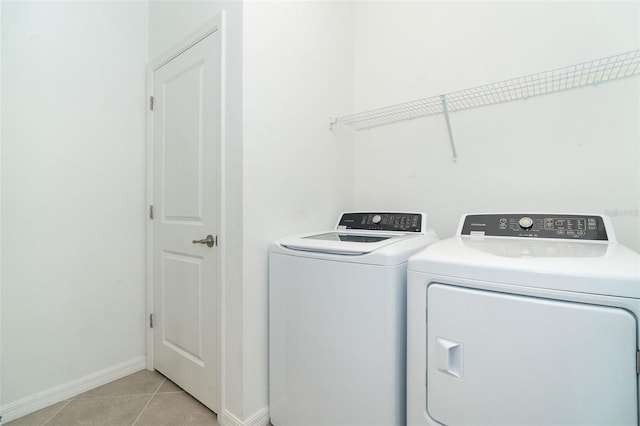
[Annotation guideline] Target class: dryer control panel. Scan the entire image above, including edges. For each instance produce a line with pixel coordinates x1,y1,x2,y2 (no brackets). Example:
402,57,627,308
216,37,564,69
337,212,423,233
460,214,609,240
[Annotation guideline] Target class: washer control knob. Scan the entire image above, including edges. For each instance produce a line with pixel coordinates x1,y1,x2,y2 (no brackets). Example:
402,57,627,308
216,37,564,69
519,216,534,230
372,214,382,224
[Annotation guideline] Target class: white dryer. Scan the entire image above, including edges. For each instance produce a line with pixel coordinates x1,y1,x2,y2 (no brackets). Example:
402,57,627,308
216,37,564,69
406,213,640,426
269,212,439,426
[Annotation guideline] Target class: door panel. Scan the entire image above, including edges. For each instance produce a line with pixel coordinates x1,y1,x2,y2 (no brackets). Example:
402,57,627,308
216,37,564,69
152,29,220,412
427,283,637,425
162,252,204,363
162,62,204,221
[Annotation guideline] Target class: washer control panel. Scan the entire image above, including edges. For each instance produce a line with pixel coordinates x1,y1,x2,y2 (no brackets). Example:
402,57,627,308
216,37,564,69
338,212,423,232
460,214,609,240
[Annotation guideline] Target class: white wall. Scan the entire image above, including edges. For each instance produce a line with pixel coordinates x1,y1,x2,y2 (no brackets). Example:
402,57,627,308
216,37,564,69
1,0,148,418
242,0,354,419
352,1,640,251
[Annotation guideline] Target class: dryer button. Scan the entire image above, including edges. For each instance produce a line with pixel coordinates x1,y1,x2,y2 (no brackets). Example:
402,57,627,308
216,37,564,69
519,216,534,230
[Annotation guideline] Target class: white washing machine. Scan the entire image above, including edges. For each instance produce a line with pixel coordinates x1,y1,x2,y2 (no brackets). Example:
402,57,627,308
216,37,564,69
269,212,439,426
407,213,640,426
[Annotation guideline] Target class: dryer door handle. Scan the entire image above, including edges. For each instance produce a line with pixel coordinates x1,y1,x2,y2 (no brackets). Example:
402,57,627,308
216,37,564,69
435,337,463,379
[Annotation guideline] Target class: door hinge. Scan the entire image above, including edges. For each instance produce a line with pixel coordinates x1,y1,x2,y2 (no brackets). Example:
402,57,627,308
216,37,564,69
149,205,154,220
149,96,154,111
150,314,154,328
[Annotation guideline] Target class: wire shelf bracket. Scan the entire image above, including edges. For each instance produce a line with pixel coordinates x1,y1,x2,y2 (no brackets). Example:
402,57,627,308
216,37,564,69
440,95,458,162
330,49,640,162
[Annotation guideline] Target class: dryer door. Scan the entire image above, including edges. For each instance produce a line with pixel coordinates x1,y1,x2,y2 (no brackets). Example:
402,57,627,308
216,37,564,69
427,284,638,425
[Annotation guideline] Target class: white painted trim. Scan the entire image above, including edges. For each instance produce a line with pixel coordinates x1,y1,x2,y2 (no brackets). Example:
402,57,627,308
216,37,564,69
149,14,222,71
0,357,146,424
145,65,155,372
219,407,270,426
0,1,4,417
217,9,229,420
145,9,225,415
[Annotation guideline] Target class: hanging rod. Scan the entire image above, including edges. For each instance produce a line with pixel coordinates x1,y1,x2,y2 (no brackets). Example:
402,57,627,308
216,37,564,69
330,49,640,132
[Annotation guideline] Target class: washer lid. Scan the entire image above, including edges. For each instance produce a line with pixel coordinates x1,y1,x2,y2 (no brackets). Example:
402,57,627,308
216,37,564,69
304,232,392,244
279,230,411,255
271,211,440,263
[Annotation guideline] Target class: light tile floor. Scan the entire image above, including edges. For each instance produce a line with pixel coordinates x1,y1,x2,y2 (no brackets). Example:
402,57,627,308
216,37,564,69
6,370,219,426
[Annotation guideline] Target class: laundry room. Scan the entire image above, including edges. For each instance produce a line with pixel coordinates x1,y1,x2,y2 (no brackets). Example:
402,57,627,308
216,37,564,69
1,1,638,425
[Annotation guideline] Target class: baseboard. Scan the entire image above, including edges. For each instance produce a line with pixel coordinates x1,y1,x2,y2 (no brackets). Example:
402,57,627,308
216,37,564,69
219,406,270,426
0,356,146,424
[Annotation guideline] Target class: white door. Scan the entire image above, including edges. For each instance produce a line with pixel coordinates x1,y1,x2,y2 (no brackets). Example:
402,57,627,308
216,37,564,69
152,29,221,412
427,284,638,425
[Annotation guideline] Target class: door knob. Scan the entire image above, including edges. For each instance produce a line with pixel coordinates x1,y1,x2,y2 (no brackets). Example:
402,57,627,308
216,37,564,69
192,235,215,248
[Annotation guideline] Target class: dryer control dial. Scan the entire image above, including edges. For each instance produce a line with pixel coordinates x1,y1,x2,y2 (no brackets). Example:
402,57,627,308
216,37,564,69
371,214,382,224
518,216,534,230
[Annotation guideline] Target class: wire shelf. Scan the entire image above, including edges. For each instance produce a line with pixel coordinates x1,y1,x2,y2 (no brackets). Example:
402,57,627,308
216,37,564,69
331,49,640,131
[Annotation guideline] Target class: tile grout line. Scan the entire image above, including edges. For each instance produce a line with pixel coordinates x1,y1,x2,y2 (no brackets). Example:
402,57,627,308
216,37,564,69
40,399,73,426
131,377,166,426
70,393,164,400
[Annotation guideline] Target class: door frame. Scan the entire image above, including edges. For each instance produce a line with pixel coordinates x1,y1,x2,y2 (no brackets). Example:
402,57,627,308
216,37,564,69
145,11,227,412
